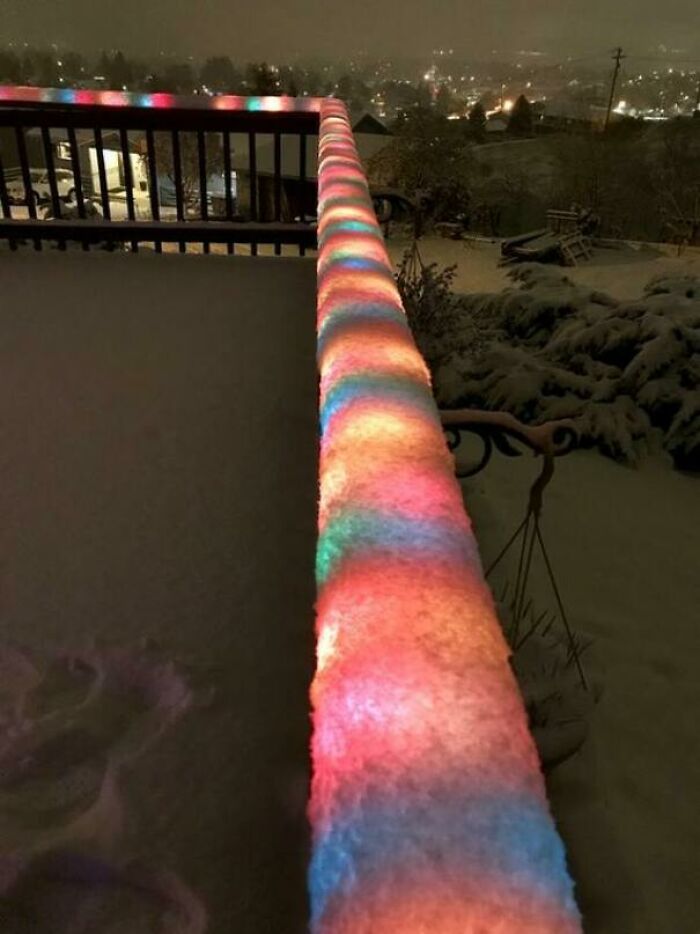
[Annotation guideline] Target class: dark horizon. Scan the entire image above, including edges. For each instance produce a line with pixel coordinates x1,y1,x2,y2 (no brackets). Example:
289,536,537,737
0,0,697,64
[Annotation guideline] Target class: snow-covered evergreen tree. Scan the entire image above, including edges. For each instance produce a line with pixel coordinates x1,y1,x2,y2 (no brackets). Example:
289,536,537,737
400,259,700,469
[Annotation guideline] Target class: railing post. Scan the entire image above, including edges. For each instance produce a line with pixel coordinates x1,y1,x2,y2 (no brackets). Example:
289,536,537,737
66,126,89,251
223,130,234,255
197,130,209,254
144,127,161,253
14,125,40,250
248,130,258,256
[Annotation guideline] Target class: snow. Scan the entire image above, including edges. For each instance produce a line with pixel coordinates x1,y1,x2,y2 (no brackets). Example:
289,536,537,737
387,234,700,931
463,449,700,933
402,256,700,469
0,250,318,932
0,229,696,930
386,235,700,302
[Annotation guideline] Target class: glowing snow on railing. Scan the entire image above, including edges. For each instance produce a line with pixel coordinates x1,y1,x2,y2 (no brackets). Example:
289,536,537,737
310,98,582,933
0,85,322,113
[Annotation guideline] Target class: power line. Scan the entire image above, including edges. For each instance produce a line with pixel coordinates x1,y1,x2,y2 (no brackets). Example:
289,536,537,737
605,47,625,130
624,55,700,65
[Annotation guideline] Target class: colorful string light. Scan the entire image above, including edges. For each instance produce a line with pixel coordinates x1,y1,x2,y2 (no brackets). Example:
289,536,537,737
0,85,322,112
310,98,582,933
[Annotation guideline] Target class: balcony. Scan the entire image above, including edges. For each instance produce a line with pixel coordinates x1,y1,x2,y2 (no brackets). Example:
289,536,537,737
0,89,581,933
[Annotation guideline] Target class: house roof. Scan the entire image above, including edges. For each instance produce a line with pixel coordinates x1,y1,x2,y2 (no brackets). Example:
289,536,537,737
352,113,392,136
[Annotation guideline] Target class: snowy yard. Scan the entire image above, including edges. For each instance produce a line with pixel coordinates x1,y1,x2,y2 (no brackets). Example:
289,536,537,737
387,235,700,302
387,234,700,932
465,449,699,933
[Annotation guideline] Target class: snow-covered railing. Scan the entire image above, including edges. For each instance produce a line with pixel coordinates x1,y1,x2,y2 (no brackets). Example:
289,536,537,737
310,98,582,932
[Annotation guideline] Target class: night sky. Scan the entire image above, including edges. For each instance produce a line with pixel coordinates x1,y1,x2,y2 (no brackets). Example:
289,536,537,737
0,0,696,61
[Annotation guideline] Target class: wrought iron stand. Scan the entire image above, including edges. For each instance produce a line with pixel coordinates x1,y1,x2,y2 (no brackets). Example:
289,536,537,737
440,408,588,691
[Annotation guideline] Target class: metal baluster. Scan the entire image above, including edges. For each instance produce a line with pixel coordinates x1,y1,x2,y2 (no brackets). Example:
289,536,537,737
41,126,65,250
41,127,62,219
67,126,88,251
299,133,307,257
93,128,111,222
0,148,17,251
0,149,11,219
119,127,138,253
197,131,209,254
145,128,161,253
273,131,281,255
223,131,234,255
248,131,258,256
171,130,185,253
15,125,40,250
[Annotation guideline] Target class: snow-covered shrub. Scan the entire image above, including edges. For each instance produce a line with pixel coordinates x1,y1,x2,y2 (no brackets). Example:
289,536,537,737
429,264,700,470
396,249,483,373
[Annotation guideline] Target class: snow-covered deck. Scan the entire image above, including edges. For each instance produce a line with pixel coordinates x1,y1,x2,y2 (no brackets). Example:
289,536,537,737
0,250,318,931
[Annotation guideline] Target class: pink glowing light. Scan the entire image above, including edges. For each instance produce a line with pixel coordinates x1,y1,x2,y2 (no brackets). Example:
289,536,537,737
147,93,177,109
74,89,97,106
99,91,129,108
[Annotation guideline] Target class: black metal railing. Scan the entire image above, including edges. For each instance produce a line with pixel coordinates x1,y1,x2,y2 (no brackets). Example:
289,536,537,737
0,93,319,255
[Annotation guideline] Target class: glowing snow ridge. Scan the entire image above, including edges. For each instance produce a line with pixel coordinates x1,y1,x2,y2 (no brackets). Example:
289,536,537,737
310,98,582,933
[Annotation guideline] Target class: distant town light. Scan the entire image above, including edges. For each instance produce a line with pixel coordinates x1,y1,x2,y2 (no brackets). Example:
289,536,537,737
502,98,514,112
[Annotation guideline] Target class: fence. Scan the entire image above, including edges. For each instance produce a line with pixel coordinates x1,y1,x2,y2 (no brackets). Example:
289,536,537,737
0,87,320,255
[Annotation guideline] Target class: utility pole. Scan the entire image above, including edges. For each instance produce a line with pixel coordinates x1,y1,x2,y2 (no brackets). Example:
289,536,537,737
604,46,625,131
